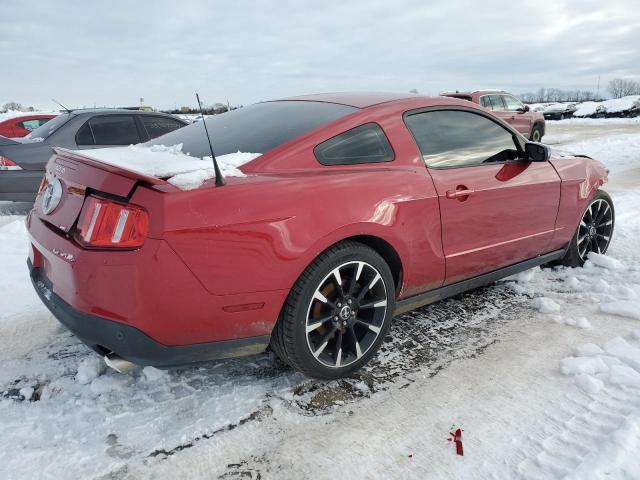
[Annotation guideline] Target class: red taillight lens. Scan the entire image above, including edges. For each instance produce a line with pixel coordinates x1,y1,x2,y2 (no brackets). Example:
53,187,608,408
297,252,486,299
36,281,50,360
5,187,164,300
77,196,149,248
0,156,22,170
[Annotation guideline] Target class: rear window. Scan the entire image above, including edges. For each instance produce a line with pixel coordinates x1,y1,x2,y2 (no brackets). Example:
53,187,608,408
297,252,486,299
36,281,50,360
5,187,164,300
146,101,358,157
140,115,185,139
26,113,70,139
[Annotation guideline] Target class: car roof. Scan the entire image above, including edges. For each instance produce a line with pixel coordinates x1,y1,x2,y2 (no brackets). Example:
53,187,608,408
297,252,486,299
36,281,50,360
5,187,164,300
68,108,176,117
273,92,420,109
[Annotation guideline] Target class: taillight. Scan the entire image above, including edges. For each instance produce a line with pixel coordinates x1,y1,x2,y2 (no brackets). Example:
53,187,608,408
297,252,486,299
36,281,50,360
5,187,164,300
76,196,149,248
0,156,22,170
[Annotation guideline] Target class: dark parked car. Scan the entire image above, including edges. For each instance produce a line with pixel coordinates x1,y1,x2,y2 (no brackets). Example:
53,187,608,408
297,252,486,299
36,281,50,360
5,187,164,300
0,109,187,201
442,90,546,142
0,114,57,138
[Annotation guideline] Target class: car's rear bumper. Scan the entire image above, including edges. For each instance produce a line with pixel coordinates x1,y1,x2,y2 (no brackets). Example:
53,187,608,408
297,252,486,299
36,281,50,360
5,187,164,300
0,170,42,201
29,260,271,367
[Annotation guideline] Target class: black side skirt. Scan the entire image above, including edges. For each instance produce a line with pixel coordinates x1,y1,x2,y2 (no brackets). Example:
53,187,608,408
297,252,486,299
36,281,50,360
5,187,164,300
394,249,565,315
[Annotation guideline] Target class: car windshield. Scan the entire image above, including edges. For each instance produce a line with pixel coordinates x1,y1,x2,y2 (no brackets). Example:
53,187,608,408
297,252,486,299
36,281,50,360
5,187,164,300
146,101,359,157
26,113,72,140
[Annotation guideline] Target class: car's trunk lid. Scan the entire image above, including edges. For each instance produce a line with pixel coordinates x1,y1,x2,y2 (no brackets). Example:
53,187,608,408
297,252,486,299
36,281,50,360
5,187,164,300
35,148,166,234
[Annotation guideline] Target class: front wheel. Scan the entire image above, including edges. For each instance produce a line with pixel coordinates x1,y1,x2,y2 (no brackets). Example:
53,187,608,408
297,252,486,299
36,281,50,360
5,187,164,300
530,124,543,142
560,190,614,267
270,241,395,379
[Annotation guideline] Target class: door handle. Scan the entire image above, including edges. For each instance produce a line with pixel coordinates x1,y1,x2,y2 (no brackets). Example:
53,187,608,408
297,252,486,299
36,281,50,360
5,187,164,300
446,187,475,200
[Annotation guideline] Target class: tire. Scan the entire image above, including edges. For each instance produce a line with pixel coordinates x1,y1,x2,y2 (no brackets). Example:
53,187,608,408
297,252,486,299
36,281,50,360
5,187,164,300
270,241,395,379
559,190,615,267
530,124,543,142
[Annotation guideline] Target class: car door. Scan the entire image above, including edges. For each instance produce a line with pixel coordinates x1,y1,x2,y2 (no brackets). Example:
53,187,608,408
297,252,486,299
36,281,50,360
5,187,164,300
404,108,560,285
501,95,531,135
75,115,142,149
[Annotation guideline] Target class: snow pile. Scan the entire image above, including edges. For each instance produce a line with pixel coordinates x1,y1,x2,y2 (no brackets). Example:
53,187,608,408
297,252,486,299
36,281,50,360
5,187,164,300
531,296,561,313
75,357,105,385
572,95,640,117
80,144,261,190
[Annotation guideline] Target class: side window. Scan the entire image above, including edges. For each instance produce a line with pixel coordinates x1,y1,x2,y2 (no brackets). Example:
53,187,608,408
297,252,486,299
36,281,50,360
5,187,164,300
404,110,520,169
480,96,492,109
314,123,394,166
488,95,505,111
38,118,52,127
502,95,524,111
140,116,185,139
19,119,41,132
87,115,140,145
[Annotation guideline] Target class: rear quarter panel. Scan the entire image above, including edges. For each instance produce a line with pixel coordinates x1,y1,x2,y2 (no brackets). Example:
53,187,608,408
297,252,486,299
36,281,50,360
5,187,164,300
161,168,445,299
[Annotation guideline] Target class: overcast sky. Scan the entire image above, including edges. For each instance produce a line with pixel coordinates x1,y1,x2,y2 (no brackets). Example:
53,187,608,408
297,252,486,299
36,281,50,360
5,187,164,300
1,0,638,110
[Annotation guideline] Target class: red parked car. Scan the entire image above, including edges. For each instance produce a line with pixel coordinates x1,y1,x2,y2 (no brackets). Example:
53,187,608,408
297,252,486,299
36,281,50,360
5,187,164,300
0,114,56,138
26,93,613,379
442,90,545,142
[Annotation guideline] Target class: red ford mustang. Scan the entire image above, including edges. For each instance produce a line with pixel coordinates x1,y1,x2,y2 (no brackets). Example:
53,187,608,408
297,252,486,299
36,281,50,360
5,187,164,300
26,92,614,379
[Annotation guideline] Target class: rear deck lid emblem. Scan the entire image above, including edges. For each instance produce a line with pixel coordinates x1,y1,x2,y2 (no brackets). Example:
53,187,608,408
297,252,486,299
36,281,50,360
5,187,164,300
42,178,63,215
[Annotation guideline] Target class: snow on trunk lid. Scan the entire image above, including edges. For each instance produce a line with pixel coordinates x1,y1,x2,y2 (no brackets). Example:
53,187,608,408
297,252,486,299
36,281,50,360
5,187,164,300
35,149,161,233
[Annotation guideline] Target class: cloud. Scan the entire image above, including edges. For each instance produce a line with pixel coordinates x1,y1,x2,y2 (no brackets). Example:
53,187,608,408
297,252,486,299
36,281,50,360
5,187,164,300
0,0,638,110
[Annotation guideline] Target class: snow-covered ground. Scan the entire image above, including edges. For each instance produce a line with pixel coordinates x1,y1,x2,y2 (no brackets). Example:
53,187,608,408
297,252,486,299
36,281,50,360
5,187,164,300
0,121,639,479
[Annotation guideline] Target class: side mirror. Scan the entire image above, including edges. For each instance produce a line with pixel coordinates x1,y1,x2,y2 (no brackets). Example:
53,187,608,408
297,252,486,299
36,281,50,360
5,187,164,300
525,142,549,162
523,105,530,112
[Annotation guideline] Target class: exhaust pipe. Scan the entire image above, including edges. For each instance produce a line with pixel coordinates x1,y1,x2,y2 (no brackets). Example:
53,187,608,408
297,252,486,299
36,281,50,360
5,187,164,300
104,353,136,374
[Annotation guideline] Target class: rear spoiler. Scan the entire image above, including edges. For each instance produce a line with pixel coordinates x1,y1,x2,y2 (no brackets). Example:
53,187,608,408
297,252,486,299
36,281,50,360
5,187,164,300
53,147,167,186
0,135,19,146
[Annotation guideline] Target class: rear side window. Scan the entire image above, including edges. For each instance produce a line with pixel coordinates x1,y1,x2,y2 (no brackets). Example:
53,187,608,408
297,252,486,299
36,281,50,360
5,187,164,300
76,115,141,146
314,123,394,166
140,116,185,139
404,110,519,169
480,96,491,108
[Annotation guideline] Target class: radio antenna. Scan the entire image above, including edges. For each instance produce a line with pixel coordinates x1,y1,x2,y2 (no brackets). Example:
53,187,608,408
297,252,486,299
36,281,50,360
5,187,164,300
195,93,225,186
52,98,72,114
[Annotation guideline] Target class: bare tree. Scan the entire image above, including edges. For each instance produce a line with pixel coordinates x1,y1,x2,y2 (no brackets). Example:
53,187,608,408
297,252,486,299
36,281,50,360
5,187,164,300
608,78,640,99
2,101,23,112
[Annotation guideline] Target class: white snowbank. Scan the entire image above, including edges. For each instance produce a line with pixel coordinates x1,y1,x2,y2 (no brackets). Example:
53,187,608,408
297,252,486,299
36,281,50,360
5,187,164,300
572,95,640,117
80,144,261,190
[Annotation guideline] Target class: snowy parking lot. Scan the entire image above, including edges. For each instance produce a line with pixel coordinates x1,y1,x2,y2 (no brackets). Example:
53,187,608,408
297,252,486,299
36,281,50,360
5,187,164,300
1,119,640,479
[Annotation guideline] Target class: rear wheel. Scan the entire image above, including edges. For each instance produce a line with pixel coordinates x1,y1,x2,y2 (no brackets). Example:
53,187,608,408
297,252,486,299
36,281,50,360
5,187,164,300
270,241,395,379
560,190,614,267
530,124,543,142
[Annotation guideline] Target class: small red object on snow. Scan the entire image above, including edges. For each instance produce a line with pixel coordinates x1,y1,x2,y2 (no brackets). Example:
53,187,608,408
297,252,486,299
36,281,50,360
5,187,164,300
447,427,464,456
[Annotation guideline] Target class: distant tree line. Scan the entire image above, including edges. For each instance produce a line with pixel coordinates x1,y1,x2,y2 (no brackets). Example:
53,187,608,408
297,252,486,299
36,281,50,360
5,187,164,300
607,78,640,99
519,88,602,104
2,101,36,112
520,78,640,103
